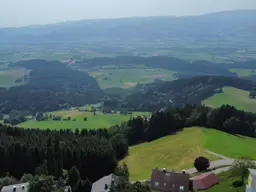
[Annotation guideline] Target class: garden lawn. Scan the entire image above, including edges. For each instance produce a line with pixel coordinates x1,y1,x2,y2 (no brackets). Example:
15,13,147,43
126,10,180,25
202,86,256,113
203,170,245,192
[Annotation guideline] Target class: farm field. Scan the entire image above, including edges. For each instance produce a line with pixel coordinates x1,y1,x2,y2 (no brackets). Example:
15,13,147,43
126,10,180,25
0,67,29,87
229,68,256,77
89,65,176,88
121,128,218,181
122,127,256,180
202,86,256,113
18,109,150,130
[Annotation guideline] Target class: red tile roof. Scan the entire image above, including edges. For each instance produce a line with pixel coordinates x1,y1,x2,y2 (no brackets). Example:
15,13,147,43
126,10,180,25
190,172,220,190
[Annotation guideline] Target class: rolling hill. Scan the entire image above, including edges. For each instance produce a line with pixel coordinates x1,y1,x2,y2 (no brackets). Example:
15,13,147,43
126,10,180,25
0,10,256,49
122,127,256,180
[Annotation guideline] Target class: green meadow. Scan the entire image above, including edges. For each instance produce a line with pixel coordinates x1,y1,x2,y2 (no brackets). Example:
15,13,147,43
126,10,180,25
18,110,150,130
0,68,29,87
229,68,256,77
89,66,176,88
122,127,256,180
203,86,256,113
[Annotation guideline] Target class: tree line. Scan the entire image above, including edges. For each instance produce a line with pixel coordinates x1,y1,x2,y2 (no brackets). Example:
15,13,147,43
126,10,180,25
110,104,256,145
0,125,128,184
122,75,255,111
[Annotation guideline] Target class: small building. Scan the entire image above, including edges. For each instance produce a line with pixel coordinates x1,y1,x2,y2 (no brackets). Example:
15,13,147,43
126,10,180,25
1,183,29,192
190,172,219,191
150,168,190,192
91,174,119,192
246,169,256,192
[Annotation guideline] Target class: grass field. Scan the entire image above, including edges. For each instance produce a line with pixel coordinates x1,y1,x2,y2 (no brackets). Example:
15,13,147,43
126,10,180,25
229,68,256,77
89,66,176,88
204,128,256,159
122,127,256,180
121,128,218,180
203,86,256,113
0,68,29,87
18,110,150,130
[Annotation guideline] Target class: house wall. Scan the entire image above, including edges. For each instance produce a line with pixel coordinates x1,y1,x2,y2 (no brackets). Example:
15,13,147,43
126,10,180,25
248,173,256,192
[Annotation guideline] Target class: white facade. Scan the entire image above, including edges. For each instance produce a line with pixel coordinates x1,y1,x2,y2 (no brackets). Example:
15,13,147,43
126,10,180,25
246,169,256,192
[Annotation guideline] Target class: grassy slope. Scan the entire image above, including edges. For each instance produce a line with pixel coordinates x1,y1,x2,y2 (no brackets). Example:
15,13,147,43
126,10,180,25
203,128,256,159
122,128,218,180
229,68,256,77
123,127,256,180
18,110,150,130
203,86,256,113
89,66,176,88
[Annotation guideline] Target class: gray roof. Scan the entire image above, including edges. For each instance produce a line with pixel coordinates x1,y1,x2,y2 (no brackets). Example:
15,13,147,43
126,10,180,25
1,183,29,192
91,174,118,192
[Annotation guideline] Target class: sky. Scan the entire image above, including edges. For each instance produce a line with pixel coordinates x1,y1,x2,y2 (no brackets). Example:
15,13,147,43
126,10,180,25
0,0,256,27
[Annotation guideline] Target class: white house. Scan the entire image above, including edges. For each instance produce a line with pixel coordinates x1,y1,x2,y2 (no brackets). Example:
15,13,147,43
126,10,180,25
246,169,256,192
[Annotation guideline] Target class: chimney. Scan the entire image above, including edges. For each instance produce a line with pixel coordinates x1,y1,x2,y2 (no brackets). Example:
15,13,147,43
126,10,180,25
163,168,166,172
22,185,25,190
182,170,186,174
13,186,16,192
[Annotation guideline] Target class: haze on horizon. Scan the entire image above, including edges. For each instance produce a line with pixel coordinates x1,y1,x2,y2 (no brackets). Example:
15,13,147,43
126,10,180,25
0,0,256,27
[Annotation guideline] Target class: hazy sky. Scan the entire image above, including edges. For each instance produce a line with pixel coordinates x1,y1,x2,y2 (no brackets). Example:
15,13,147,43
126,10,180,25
0,0,256,27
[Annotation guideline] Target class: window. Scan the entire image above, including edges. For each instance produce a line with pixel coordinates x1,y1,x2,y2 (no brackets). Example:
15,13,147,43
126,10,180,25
155,182,159,187
179,185,184,191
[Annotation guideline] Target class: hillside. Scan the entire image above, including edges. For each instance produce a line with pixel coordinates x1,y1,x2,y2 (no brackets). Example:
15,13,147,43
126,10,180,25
0,60,103,114
122,127,256,180
1,10,255,47
203,86,256,112
122,76,255,111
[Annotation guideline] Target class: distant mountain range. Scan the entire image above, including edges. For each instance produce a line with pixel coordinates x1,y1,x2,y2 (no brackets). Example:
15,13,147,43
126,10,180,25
0,10,256,47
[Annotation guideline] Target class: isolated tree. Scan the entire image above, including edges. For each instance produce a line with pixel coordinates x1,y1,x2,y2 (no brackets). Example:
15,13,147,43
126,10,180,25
230,158,256,184
194,156,210,172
